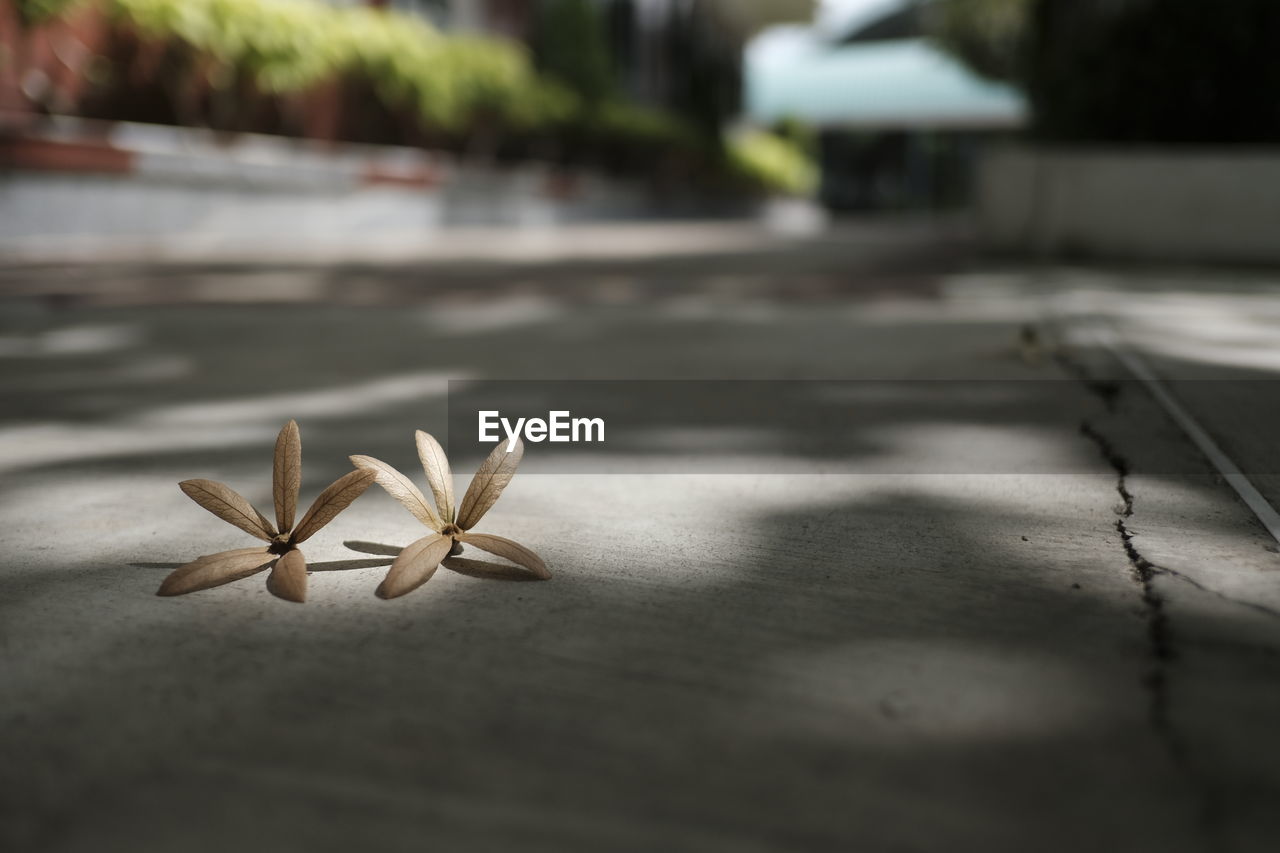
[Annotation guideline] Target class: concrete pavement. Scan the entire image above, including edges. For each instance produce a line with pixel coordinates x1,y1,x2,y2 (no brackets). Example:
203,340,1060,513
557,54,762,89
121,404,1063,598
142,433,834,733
2,226,1280,852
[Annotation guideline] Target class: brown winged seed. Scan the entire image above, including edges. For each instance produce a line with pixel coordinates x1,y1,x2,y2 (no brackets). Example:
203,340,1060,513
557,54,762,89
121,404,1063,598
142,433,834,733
352,431,550,599
159,420,375,602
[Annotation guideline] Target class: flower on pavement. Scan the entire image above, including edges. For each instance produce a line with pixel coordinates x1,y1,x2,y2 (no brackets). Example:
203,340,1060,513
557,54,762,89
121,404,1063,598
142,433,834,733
351,431,550,599
159,420,375,602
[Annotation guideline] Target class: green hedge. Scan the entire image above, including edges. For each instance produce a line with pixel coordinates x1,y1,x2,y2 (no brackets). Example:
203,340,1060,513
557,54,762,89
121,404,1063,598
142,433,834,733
14,0,84,26
105,0,571,129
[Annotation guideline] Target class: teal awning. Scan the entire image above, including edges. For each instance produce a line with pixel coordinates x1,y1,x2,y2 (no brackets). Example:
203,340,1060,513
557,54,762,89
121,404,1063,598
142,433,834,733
747,37,1026,130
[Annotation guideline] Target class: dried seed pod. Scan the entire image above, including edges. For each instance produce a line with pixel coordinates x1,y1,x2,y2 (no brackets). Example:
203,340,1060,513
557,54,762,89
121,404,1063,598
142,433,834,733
161,421,375,602
350,432,549,599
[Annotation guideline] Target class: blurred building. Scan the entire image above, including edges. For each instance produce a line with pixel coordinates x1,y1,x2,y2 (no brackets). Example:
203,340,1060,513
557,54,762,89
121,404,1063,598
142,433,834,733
747,0,1026,211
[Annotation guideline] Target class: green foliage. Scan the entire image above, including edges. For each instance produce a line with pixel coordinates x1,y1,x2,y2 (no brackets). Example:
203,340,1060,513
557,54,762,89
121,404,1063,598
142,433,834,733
726,130,817,197
105,0,572,128
432,35,578,129
533,0,614,106
770,116,816,157
25,0,778,190
925,0,1031,83
108,0,342,93
593,101,701,149
334,6,461,127
14,0,84,27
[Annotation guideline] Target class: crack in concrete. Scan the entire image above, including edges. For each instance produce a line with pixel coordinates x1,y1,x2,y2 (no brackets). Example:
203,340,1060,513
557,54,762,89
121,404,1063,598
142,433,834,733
1079,423,1174,710
1080,417,1226,851
1051,330,1280,848
1054,340,1227,842
1056,342,1280,627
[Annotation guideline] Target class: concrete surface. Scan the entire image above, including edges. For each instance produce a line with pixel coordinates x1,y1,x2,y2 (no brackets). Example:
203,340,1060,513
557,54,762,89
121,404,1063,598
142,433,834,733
1,118,740,259
3,227,1280,852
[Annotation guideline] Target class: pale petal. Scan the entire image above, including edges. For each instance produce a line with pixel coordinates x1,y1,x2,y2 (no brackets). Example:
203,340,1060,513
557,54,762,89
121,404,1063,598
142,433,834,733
457,532,549,579
266,549,307,603
179,479,275,541
292,469,376,543
377,533,453,599
415,431,455,524
350,454,442,531
456,439,523,530
273,420,301,534
157,548,275,596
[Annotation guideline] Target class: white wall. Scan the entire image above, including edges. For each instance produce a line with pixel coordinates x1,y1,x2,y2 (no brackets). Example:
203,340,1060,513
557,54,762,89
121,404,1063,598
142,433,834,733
977,146,1280,264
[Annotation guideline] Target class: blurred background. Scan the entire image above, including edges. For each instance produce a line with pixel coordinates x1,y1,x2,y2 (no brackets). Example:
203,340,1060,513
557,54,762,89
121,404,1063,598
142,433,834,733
4,0,1278,259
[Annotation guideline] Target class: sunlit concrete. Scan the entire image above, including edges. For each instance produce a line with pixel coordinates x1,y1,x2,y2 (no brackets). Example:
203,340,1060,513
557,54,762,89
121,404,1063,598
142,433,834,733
3,245,1280,852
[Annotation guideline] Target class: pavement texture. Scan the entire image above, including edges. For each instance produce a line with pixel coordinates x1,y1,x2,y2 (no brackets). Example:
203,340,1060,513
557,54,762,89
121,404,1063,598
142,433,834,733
2,222,1280,853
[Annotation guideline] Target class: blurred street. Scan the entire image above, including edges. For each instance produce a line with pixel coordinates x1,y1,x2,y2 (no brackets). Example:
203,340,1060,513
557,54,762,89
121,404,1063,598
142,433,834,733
4,221,1280,852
